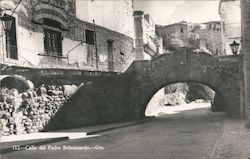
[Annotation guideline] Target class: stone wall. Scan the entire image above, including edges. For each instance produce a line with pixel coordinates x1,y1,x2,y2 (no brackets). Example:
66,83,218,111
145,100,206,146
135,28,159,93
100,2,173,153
241,0,250,127
0,68,129,134
1,66,120,88
44,75,133,131
0,85,76,136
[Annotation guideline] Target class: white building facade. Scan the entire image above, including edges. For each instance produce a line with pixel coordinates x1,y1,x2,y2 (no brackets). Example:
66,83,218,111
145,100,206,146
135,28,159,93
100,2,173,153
0,0,135,72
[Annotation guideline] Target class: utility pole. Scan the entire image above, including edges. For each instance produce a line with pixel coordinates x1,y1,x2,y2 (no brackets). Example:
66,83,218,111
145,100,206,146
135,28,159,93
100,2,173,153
93,20,98,71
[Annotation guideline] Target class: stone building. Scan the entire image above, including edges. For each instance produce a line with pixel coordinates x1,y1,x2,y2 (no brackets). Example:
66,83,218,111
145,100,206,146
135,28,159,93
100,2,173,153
219,0,241,55
156,21,222,56
133,11,163,60
0,0,135,73
156,21,189,52
199,21,222,56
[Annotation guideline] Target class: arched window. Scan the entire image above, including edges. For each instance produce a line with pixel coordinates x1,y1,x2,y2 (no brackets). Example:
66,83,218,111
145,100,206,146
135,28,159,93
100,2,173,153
43,18,62,57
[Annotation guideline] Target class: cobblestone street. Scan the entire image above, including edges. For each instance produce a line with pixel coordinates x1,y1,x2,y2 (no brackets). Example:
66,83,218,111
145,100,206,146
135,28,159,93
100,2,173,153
214,119,250,159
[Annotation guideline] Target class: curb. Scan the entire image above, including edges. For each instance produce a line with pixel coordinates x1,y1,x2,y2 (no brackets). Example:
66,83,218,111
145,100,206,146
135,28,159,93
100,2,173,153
0,117,153,154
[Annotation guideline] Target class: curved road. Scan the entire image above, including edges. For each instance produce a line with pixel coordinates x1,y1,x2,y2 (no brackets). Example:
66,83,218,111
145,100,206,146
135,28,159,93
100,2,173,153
2,103,225,159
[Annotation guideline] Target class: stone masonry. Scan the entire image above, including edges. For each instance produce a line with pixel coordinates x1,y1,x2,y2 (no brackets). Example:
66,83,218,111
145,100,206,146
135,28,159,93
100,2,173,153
129,48,244,119
45,48,245,131
241,0,250,127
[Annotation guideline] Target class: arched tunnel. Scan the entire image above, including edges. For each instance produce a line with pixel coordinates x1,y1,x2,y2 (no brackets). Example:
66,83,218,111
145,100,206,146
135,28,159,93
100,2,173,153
144,82,225,117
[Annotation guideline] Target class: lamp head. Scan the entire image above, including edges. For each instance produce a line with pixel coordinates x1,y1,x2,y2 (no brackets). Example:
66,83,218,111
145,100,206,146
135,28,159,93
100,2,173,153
0,14,13,31
229,40,240,55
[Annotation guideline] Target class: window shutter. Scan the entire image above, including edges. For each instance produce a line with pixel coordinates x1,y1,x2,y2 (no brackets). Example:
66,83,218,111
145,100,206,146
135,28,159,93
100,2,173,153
5,15,18,59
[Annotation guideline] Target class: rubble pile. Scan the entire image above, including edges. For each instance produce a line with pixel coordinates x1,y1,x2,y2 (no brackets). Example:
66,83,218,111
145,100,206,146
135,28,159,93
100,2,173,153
0,84,77,136
0,88,22,136
164,92,186,106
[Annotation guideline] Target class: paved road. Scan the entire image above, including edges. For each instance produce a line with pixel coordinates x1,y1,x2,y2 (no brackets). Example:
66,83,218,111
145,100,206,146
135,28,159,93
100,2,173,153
1,103,225,159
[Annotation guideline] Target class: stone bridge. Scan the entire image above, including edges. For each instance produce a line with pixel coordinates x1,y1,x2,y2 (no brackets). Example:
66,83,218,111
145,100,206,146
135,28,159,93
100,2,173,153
128,48,244,119
1,48,245,130
44,48,245,130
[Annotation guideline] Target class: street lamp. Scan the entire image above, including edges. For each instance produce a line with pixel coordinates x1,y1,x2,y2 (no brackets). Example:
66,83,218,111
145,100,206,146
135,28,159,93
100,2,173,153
229,40,240,55
0,14,13,31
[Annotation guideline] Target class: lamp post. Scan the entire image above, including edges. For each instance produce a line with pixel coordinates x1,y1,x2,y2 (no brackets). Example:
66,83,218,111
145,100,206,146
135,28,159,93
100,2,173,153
229,40,240,55
0,13,13,62
0,14,13,31
0,13,13,39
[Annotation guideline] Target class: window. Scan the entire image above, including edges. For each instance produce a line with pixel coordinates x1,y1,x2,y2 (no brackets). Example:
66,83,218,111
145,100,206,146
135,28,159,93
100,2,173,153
43,18,63,57
180,28,183,33
5,15,18,59
85,29,95,45
44,29,62,56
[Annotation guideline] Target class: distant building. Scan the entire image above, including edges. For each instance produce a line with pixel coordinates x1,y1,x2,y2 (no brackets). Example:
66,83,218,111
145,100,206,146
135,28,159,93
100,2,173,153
219,0,241,55
156,21,188,52
0,0,135,72
199,21,222,56
156,21,222,55
187,23,201,49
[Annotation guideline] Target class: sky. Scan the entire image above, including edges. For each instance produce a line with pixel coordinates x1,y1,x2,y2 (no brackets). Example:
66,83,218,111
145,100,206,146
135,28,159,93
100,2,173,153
133,0,221,25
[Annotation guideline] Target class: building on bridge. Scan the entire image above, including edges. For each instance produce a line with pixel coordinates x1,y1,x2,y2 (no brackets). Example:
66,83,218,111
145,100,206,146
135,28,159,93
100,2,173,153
133,10,163,61
0,0,135,73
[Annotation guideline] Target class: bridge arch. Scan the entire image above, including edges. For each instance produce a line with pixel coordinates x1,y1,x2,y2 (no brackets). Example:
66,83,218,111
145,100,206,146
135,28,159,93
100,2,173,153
130,48,242,118
141,81,224,117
